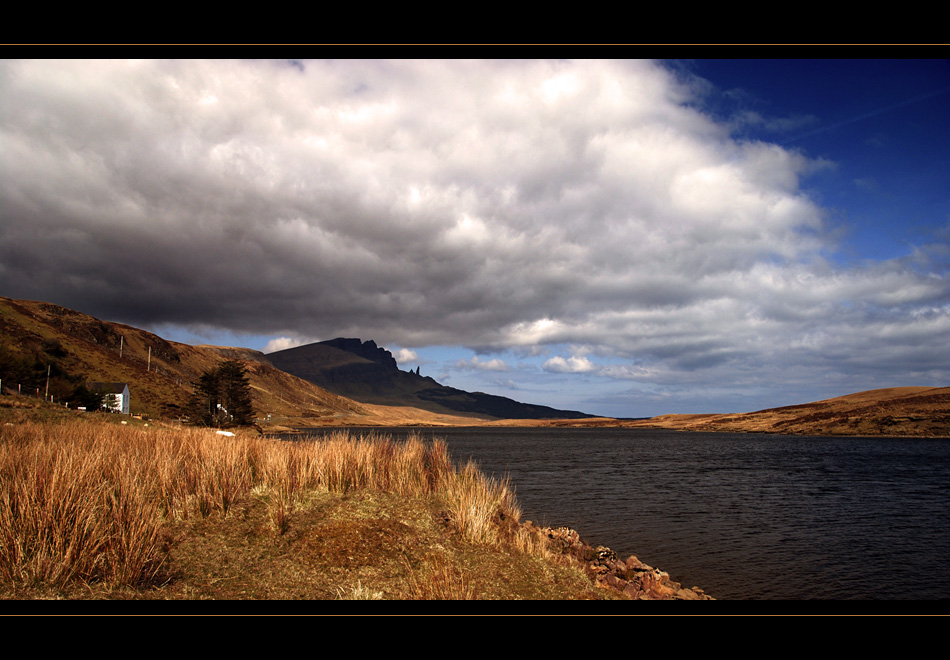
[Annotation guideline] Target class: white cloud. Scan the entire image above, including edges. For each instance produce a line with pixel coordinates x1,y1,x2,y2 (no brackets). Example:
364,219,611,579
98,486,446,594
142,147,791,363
263,336,309,353
393,348,419,365
455,356,509,372
543,355,597,374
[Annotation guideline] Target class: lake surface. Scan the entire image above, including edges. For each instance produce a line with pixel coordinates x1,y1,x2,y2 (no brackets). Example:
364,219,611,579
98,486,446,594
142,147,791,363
295,426,950,600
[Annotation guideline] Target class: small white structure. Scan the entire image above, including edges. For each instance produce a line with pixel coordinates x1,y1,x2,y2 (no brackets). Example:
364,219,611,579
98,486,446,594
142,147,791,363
90,382,131,415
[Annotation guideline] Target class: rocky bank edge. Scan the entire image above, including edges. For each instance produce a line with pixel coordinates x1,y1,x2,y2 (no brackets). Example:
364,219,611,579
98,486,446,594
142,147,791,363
522,522,713,600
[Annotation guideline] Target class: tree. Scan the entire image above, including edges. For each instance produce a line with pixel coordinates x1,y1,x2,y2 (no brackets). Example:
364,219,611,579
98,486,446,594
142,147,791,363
189,369,222,426
217,360,255,426
186,361,255,427
69,384,105,411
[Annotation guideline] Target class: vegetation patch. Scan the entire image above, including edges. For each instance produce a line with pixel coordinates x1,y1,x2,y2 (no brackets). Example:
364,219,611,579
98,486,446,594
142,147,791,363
0,416,609,601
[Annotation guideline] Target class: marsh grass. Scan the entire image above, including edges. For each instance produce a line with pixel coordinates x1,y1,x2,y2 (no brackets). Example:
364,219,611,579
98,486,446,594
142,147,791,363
336,580,385,600
403,554,477,600
0,420,544,593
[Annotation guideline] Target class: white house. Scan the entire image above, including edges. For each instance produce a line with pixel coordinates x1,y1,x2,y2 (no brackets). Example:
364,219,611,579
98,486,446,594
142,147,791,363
89,382,131,415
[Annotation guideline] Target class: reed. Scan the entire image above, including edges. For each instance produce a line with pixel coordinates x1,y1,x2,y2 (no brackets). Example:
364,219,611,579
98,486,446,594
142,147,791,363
439,460,523,546
0,423,168,586
0,420,546,591
403,554,477,600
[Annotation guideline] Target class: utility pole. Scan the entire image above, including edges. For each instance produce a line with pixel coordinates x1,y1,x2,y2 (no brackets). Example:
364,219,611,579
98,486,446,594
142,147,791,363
148,347,151,371
45,364,50,400
120,335,124,358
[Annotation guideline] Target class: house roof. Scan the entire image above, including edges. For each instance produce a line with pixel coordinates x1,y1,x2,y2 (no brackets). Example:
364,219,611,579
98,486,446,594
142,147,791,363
89,382,130,394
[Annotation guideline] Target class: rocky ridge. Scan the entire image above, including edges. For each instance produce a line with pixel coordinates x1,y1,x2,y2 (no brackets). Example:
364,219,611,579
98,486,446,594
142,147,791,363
268,337,595,420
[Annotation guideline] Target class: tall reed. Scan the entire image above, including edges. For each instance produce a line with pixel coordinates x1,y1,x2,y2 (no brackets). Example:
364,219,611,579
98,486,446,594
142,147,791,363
0,421,541,590
0,423,168,586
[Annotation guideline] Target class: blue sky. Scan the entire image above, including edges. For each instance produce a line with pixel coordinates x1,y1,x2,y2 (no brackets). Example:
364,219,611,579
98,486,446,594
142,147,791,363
691,59,949,263
2,58,948,417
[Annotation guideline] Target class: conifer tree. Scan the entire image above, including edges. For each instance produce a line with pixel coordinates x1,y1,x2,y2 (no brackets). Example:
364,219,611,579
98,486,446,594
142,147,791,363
217,360,254,426
186,360,254,427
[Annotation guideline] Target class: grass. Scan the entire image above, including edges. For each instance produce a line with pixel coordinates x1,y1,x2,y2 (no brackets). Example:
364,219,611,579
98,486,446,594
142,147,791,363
0,414,607,601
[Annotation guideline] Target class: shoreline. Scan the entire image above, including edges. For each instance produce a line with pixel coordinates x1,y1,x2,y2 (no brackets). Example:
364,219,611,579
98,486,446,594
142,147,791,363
522,522,713,600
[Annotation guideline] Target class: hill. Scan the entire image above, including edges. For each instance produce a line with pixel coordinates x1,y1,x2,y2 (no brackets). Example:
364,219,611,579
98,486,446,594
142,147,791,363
623,386,950,437
0,296,570,428
0,296,368,425
267,338,594,421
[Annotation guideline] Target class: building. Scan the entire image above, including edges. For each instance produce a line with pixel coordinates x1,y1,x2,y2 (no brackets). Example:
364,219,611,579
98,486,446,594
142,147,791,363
89,382,130,415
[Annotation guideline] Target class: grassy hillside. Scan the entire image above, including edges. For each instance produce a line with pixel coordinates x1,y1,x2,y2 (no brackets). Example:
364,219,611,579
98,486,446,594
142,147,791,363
0,297,371,425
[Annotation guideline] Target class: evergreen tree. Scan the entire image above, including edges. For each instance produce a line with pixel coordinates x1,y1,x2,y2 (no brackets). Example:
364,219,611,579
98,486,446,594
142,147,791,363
69,384,105,411
186,369,219,426
186,360,254,427
217,360,255,426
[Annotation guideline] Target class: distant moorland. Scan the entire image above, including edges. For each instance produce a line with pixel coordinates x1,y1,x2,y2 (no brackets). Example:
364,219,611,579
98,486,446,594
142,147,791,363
620,386,950,437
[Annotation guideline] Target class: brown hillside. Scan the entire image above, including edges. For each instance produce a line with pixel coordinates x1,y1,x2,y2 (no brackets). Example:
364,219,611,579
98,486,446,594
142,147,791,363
0,297,368,424
624,386,950,437
0,297,504,429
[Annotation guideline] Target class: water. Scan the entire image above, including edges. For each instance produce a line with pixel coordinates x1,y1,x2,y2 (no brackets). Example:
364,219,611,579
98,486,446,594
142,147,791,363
295,426,950,600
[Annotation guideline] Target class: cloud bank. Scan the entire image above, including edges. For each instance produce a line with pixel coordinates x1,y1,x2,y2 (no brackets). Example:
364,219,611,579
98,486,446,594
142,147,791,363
2,59,948,401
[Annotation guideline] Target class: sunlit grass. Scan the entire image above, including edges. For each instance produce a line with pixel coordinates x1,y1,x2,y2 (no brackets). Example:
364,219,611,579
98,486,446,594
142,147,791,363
0,420,544,592
403,554,477,600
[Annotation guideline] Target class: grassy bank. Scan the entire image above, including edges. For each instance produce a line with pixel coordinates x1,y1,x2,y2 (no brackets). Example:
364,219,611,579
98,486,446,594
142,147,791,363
0,414,610,600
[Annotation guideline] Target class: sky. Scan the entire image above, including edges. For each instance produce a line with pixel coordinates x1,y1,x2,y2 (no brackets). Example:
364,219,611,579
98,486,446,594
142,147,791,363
2,58,948,418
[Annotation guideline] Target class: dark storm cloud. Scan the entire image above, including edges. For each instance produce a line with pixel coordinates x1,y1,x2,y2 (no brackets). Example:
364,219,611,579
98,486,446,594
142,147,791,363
2,59,948,394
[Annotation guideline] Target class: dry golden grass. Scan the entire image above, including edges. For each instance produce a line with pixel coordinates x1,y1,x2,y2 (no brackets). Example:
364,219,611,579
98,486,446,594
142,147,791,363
403,554,477,600
0,419,561,598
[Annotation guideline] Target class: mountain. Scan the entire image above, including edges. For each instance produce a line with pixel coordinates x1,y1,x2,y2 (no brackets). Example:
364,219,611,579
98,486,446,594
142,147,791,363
267,338,594,420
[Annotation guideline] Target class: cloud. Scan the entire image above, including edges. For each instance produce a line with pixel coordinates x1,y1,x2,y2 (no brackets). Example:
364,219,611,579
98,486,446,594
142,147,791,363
392,348,419,366
455,356,509,372
491,379,520,390
263,336,309,353
1,59,948,400
543,355,597,374
733,109,821,136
